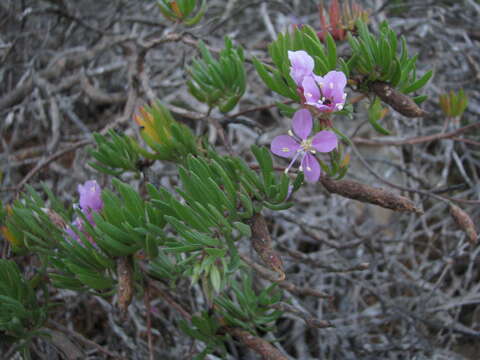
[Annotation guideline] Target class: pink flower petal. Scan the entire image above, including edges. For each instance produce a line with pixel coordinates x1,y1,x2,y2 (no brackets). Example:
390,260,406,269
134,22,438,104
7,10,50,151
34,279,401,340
288,50,315,86
323,71,347,90
312,130,338,153
321,71,347,108
78,180,103,213
292,109,312,140
302,76,320,104
271,135,300,159
301,153,321,183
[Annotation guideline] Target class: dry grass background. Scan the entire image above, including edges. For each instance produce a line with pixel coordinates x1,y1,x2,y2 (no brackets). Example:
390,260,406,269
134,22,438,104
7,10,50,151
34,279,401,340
1,0,480,359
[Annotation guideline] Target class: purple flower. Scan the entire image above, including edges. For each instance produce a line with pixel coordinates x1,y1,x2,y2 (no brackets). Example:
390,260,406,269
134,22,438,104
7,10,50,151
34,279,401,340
271,109,338,183
66,180,103,245
288,50,315,87
288,50,347,113
78,180,103,222
302,71,347,112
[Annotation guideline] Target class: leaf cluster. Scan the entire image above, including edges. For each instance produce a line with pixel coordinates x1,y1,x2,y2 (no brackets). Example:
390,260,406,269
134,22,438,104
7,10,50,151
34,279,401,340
439,89,468,118
157,0,206,26
135,102,198,161
88,130,141,176
89,103,198,176
5,185,69,252
188,37,246,113
147,147,302,296
215,276,283,333
178,276,283,360
179,312,226,360
348,20,432,101
8,144,300,299
50,178,167,291
0,260,47,343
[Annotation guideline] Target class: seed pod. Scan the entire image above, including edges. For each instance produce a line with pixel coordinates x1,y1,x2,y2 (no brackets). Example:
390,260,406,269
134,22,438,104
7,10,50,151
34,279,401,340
248,213,284,280
449,204,478,245
370,81,426,118
321,176,422,214
117,256,134,314
226,327,288,360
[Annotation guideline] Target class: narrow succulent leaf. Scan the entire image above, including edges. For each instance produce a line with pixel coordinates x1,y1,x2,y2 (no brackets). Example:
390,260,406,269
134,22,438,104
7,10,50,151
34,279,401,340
402,70,433,94
263,201,294,211
184,0,207,26
412,95,428,104
368,97,391,135
325,33,337,70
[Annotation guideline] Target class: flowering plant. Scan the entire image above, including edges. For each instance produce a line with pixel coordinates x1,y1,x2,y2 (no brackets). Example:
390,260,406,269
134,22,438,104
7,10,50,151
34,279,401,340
271,109,337,182
0,2,446,359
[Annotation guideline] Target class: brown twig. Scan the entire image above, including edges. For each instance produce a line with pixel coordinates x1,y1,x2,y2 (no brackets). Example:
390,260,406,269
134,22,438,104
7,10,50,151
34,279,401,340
279,244,369,273
349,140,480,205
352,122,480,146
240,254,331,299
228,100,294,119
13,139,91,196
0,35,131,111
144,279,155,360
48,320,127,360
271,302,333,328
150,282,192,321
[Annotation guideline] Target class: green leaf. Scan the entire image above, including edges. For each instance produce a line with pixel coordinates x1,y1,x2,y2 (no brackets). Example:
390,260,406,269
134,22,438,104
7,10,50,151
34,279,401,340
263,201,294,211
210,266,222,293
402,70,433,94
368,97,391,135
292,166,305,186
325,33,337,70
233,222,251,237
184,0,207,26
412,95,428,104
238,192,253,218
276,102,297,118
274,173,290,203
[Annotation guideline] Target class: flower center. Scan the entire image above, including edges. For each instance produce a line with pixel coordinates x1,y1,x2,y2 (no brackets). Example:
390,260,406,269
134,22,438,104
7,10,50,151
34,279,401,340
300,138,314,152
